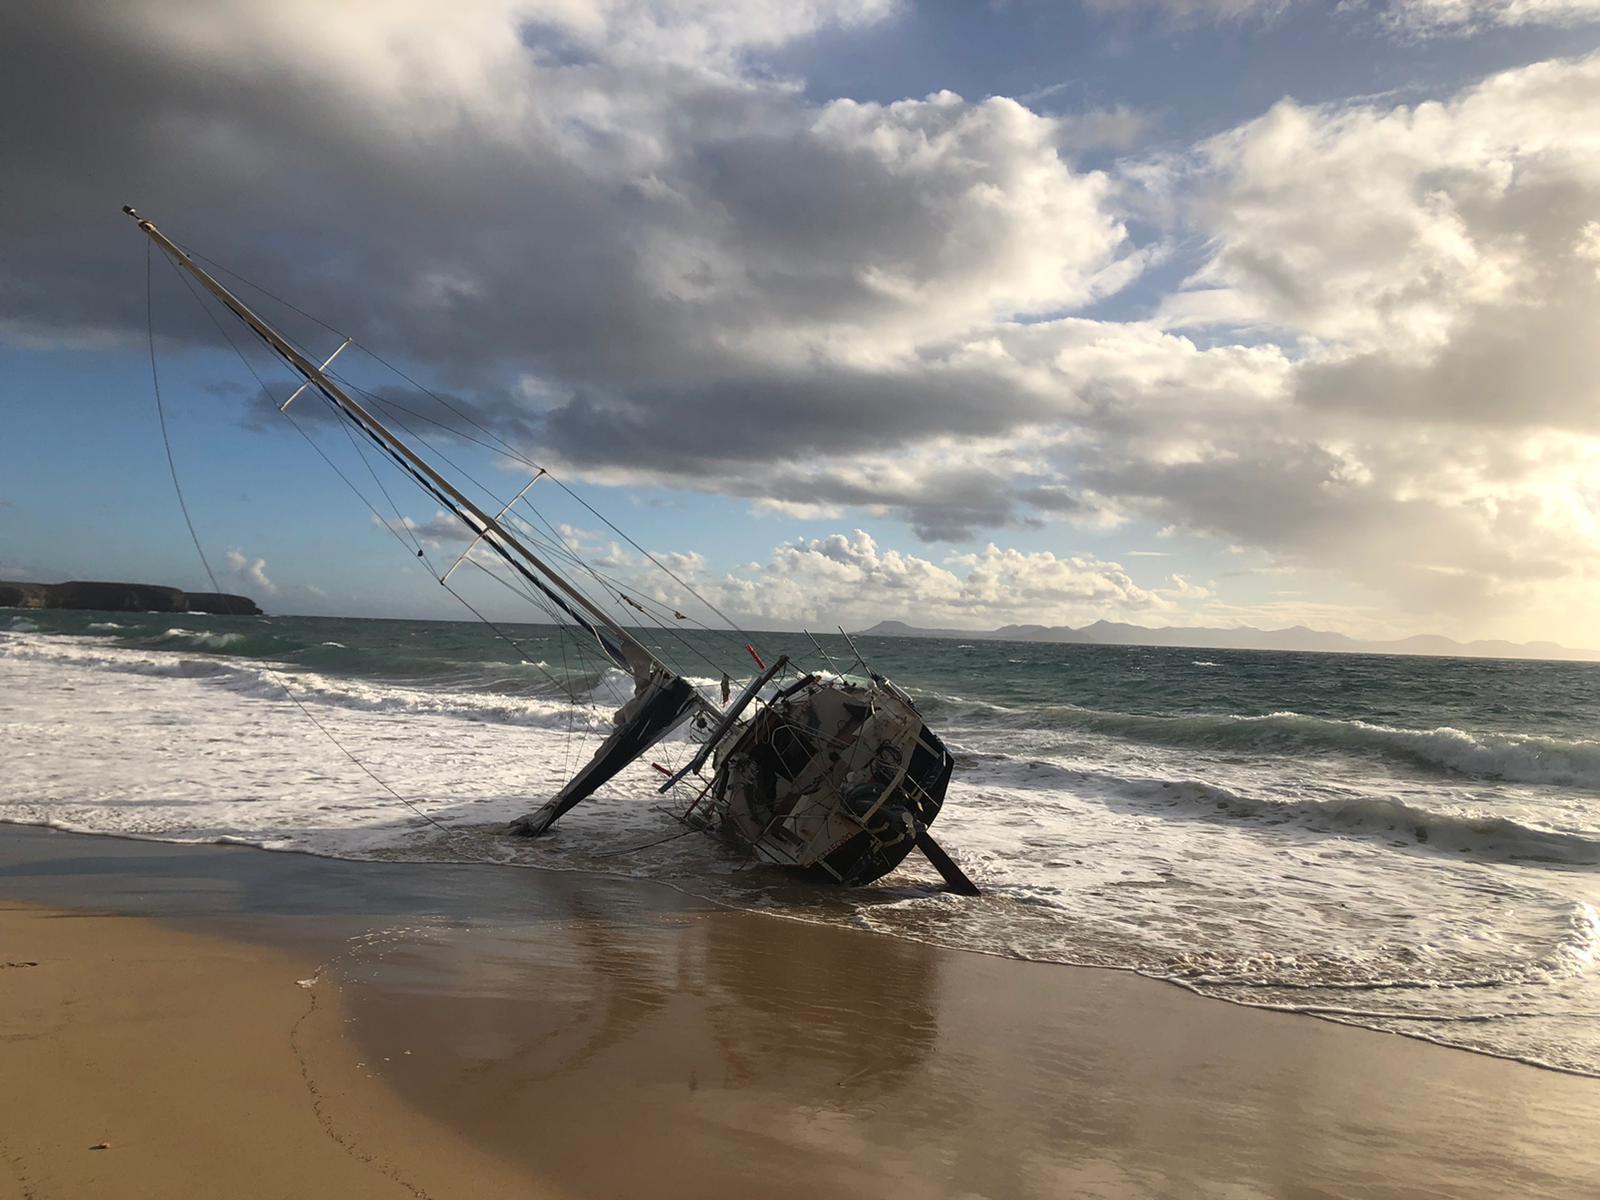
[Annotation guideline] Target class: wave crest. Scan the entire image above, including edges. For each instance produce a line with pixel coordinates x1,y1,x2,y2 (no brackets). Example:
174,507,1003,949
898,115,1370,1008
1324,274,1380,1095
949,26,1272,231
156,627,245,650
1102,766,1600,866
958,751,1600,867
930,696,1600,789
0,631,605,732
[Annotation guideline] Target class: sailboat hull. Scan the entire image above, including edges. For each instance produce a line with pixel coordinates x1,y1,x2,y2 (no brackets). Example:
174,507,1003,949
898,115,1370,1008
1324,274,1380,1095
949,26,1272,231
121,208,974,891
811,723,955,885
705,677,956,886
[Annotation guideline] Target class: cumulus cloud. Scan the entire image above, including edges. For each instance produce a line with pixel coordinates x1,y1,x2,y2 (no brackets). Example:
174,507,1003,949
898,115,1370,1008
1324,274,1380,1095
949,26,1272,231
224,548,276,594
1086,0,1600,31
1169,53,1600,363
1113,52,1600,631
2,2,1131,367
5,5,1599,641
2,0,1137,541
1383,0,1600,34
441,522,1201,630
596,529,1206,628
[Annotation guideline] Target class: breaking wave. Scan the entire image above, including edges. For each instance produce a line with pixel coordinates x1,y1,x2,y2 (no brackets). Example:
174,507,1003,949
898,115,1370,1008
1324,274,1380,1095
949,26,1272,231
1138,774,1600,866
959,751,1600,867
928,695,1600,789
1176,784,1600,866
7,617,1600,1076
156,627,246,650
0,632,605,733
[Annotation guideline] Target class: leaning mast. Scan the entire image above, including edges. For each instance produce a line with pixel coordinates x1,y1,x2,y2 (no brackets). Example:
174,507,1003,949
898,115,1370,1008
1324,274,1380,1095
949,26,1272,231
124,206,667,681
128,205,978,890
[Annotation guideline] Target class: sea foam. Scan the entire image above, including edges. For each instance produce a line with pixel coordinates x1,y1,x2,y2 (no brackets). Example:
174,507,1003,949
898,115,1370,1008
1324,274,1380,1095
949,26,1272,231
926,696,1600,790
6,623,1600,1077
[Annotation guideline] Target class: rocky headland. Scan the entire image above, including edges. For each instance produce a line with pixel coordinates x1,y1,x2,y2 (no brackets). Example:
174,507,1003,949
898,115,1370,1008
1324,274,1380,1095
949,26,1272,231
0,580,263,616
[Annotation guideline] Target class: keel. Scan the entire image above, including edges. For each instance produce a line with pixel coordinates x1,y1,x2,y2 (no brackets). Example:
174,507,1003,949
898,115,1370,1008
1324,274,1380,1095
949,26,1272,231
915,830,980,896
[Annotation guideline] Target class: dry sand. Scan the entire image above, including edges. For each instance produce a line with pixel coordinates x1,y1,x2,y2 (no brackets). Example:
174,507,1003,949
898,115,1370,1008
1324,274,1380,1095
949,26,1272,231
3,826,1600,1199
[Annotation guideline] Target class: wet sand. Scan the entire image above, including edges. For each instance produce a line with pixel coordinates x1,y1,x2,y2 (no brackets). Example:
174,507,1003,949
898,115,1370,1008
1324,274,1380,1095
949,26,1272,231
0,899,538,1199
3,825,1599,1199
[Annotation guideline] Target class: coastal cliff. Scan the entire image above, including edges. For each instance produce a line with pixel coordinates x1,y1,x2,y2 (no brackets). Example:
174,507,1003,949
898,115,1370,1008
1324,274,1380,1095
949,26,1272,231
0,580,263,616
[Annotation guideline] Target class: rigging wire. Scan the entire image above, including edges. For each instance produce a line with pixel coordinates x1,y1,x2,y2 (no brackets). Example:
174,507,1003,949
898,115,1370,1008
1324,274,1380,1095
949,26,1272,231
323,401,738,688
330,404,428,560
190,250,346,339
311,371,630,661
329,372,733,684
498,505,739,682
312,406,590,706
171,256,591,709
169,253,706,834
345,362,761,670
181,246,755,653
172,247,657,800
145,242,453,837
166,250,622,781
591,826,700,858
150,240,844,847
145,236,807,868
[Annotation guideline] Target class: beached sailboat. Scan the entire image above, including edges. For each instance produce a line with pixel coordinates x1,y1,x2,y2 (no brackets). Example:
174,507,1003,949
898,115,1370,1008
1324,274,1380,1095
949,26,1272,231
125,206,977,894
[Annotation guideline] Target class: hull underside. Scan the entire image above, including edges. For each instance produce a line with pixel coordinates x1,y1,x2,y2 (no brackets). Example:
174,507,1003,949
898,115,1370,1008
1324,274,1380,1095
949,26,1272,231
701,677,955,886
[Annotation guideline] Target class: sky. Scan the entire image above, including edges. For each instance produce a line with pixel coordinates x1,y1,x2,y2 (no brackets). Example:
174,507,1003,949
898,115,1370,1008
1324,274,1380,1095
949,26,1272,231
2,0,1599,644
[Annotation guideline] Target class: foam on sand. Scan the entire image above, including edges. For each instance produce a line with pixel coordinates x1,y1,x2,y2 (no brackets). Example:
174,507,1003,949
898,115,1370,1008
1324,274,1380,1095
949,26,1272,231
5,625,1600,1077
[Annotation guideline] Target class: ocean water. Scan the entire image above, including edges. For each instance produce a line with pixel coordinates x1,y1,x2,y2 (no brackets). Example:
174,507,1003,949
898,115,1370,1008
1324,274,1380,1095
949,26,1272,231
4,609,1600,1075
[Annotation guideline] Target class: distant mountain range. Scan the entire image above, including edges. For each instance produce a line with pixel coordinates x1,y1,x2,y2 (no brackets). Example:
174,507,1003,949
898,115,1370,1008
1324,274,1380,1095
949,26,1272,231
854,619,1600,663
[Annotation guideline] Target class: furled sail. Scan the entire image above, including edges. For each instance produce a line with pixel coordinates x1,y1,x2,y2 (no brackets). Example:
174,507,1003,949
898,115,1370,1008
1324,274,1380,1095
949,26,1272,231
510,666,702,837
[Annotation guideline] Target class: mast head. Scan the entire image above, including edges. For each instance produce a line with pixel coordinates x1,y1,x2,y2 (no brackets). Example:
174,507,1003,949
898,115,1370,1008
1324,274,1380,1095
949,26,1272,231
122,205,153,231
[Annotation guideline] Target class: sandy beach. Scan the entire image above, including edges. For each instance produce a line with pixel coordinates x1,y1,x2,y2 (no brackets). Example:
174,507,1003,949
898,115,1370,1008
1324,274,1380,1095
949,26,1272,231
8,1,1600,1196
0,898,542,1200
1,826,1598,1199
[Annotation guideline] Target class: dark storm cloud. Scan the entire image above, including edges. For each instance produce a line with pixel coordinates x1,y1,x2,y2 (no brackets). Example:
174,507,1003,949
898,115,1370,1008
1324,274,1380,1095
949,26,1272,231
541,363,1052,472
0,1,1137,544
6,4,1600,638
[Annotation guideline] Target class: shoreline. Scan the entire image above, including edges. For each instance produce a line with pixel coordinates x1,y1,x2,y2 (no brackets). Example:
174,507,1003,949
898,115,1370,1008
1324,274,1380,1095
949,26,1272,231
9,617,1600,1085
0,899,542,1199
7,814,1596,1083
5,826,1600,1198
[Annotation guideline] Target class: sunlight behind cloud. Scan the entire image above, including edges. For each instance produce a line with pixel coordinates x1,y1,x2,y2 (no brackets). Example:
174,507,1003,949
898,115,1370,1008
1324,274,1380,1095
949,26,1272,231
3,3,1596,643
